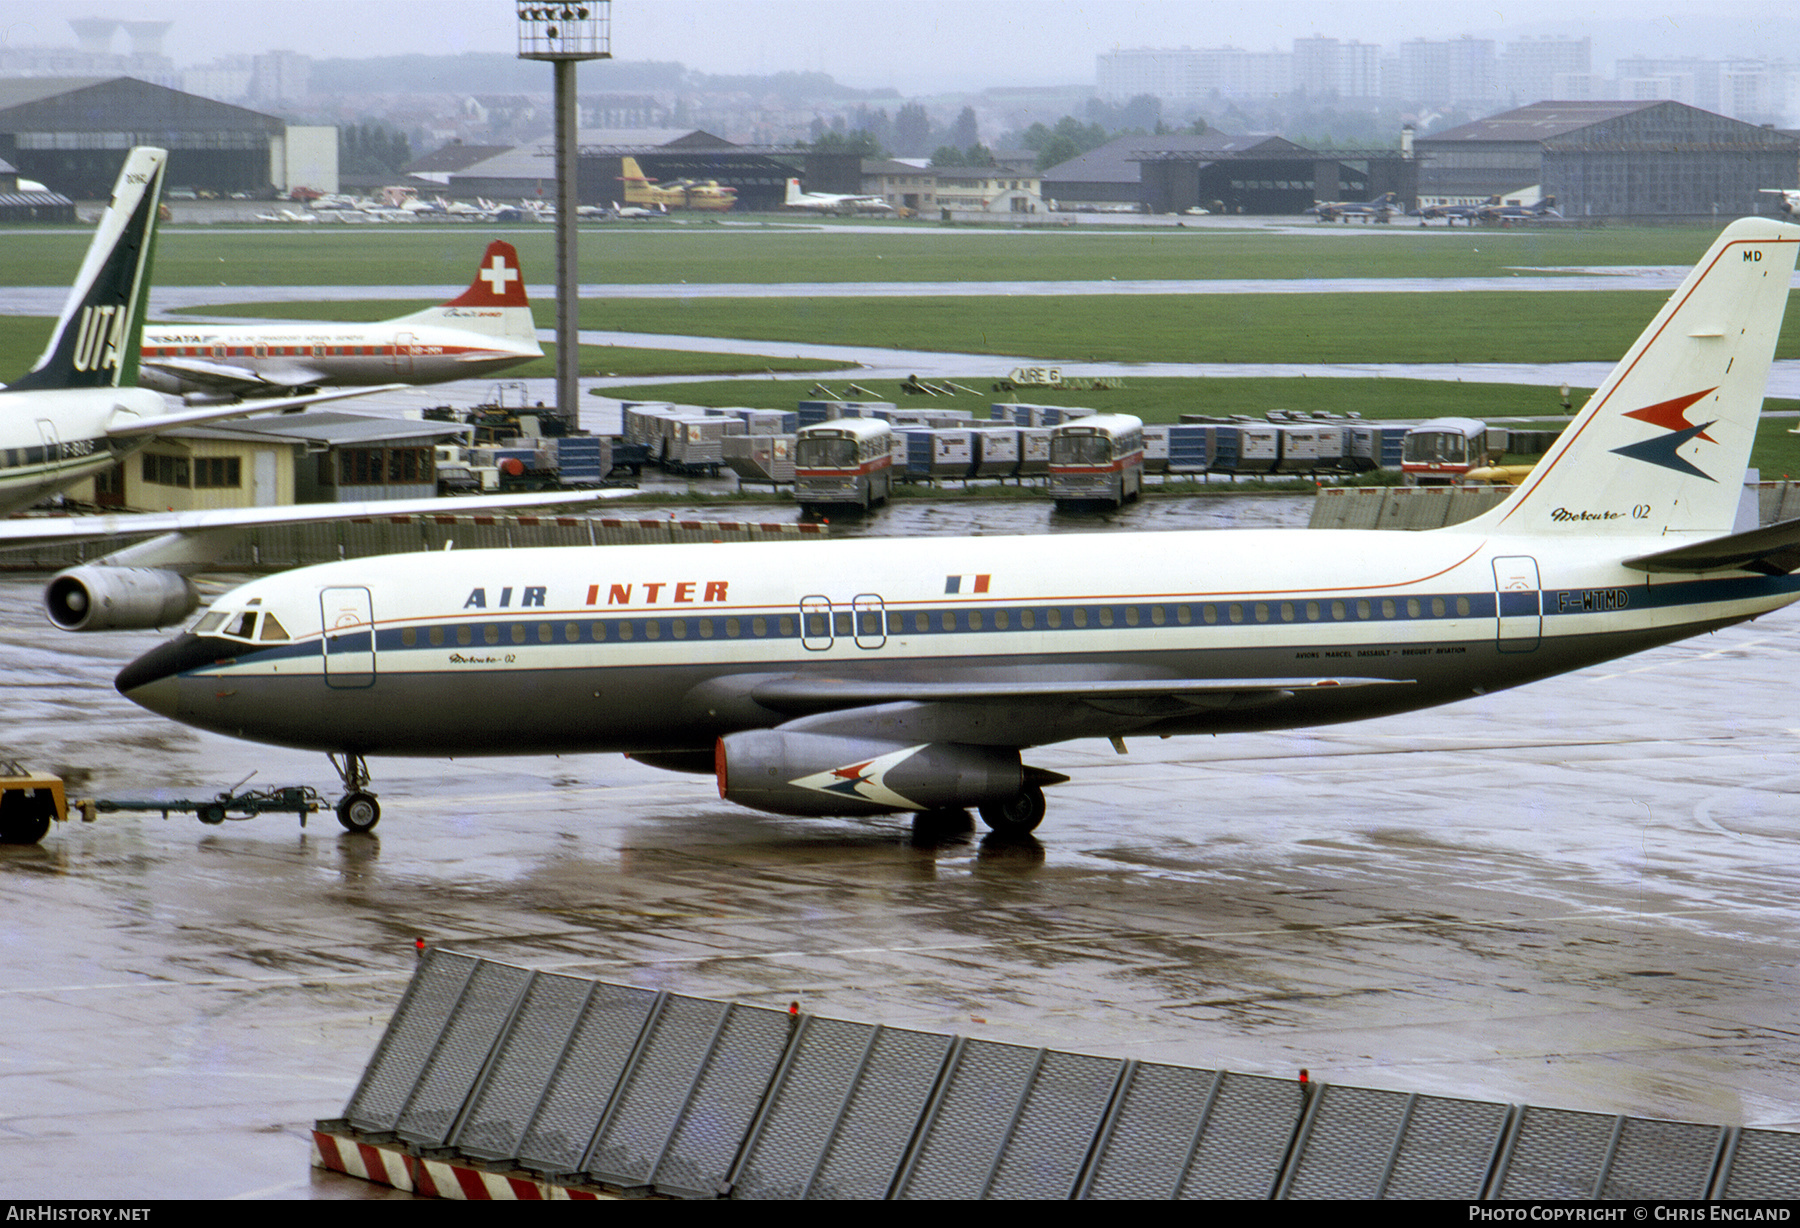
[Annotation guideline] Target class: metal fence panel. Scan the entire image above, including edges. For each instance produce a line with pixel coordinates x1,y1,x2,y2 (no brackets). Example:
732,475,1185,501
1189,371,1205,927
987,1049,1123,1199
1181,1072,1306,1199
341,949,478,1134
896,1039,1042,1199
1381,1094,1511,1200
808,1025,955,1199
732,1016,880,1199
1081,1063,1222,1199
393,958,533,1146
450,971,595,1163
1494,1106,1617,1199
582,994,731,1189
1602,1118,1724,1200
513,980,661,1175
653,1004,792,1198
1721,1128,1800,1199
1283,1084,1413,1199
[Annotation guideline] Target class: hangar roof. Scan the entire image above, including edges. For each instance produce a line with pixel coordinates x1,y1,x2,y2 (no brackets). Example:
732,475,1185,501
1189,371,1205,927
1041,132,1297,185
1423,101,1664,144
0,76,282,134
1421,100,1797,150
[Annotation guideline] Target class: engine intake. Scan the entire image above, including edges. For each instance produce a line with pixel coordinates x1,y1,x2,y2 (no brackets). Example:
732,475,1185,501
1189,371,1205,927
44,566,198,632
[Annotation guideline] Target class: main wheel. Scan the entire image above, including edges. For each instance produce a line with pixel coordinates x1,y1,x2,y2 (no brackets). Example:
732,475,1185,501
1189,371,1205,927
0,791,55,845
978,786,1046,835
336,791,381,833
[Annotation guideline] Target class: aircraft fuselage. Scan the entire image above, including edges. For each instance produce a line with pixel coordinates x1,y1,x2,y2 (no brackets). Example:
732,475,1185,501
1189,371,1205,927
116,528,1796,760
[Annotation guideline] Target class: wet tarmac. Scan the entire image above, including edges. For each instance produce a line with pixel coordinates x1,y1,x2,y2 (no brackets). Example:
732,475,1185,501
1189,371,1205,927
5,503,1800,1198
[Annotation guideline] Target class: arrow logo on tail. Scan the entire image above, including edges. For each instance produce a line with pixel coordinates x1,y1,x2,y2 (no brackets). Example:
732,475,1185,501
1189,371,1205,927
1611,388,1719,481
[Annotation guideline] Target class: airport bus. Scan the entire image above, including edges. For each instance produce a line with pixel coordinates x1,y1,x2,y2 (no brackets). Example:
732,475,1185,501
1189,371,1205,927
1048,413,1145,507
794,418,895,510
1401,417,1501,485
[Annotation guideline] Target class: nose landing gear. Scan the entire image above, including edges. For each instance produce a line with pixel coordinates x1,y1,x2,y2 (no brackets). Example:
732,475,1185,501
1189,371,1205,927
328,752,380,833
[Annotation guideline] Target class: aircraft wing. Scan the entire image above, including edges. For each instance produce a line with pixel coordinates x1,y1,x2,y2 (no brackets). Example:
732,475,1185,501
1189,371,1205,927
142,356,330,395
1623,516,1800,576
103,385,407,436
0,488,635,549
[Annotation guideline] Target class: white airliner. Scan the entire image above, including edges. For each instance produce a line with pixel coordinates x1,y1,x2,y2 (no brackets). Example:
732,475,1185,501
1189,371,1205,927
137,239,543,402
118,218,1800,839
0,147,406,517
0,147,616,763
782,178,893,215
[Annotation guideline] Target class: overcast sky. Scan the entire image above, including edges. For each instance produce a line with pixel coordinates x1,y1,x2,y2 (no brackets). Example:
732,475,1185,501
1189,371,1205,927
1,2,1794,93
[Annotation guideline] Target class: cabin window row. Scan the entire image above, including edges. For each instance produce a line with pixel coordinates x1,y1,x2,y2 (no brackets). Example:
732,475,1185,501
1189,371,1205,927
395,614,804,647
385,594,1486,651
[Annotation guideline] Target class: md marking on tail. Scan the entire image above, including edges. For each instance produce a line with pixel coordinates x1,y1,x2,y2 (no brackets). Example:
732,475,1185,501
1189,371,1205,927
116,220,1800,837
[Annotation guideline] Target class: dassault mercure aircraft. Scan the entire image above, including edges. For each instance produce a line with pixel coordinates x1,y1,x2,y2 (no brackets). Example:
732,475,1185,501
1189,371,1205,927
137,239,543,401
118,218,1800,838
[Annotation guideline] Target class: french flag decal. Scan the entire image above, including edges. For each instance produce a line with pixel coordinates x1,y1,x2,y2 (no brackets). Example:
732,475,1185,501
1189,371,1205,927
944,574,990,594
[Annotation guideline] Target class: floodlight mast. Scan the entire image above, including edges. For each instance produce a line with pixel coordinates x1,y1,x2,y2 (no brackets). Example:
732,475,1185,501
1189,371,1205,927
516,3,612,428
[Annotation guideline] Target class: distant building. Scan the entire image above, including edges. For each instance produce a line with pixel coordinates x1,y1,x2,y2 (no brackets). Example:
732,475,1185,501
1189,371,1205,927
90,413,471,512
1041,131,1414,215
1097,47,1292,103
931,165,1044,213
0,77,289,198
1416,100,1799,218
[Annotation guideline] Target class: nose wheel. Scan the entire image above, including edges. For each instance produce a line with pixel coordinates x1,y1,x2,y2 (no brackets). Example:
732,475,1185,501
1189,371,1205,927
328,753,380,833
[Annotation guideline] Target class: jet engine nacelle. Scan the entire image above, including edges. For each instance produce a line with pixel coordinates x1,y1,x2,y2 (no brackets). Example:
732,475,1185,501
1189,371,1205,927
715,730,1026,817
44,566,199,632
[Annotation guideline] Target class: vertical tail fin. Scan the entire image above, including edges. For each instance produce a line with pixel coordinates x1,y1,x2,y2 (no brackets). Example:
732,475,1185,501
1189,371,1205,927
8,147,167,391
391,240,541,347
786,178,804,206
1459,218,1800,539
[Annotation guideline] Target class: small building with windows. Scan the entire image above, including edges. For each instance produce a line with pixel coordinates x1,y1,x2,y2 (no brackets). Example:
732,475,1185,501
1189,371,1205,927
86,411,469,512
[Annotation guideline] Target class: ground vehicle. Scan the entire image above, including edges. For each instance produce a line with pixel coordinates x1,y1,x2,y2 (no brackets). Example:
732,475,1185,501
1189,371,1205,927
1402,417,1499,484
794,418,895,510
1048,413,1145,507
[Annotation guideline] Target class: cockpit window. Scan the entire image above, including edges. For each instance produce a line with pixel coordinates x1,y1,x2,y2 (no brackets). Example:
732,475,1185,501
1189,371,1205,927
259,614,291,642
193,611,228,635
223,611,258,640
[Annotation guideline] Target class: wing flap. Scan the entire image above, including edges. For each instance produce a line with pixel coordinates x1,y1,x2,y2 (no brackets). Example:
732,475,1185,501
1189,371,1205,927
0,488,631,549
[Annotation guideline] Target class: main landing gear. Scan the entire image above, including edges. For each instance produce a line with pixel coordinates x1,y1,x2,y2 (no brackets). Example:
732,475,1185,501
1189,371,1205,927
328,752,380,834
977,785,1046,836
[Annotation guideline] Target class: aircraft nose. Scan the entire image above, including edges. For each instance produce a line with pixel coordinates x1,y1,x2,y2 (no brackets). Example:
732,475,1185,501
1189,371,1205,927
115,634,212,716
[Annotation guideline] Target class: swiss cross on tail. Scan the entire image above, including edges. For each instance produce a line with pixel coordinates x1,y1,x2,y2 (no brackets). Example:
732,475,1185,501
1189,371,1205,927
1611,388,1721,482
445,240,530,308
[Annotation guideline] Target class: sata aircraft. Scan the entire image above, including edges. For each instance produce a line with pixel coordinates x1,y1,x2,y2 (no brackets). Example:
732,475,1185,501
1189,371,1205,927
137,240,543,402
117,218,1800,839
0,147,409,515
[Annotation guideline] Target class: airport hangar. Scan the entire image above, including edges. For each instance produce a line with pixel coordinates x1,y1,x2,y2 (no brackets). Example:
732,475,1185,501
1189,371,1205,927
1414,99,1799,218
1038,130,1418,215
0,76,334,200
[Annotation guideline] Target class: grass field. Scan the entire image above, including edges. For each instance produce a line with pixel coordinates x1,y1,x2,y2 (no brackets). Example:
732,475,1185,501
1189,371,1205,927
166,289,1800,366
9,216,1800,474
0,220,1738,288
